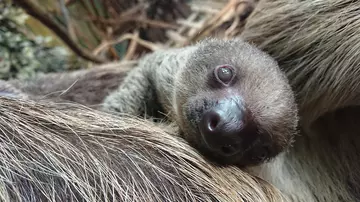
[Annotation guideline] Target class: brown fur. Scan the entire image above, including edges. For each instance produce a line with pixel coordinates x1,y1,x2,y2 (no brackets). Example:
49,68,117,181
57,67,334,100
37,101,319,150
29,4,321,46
0,96,284,202
240,0,360,201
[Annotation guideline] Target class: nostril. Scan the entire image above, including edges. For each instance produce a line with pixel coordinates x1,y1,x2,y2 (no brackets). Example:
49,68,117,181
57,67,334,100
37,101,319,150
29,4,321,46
202,110,221,132
208,114,220,131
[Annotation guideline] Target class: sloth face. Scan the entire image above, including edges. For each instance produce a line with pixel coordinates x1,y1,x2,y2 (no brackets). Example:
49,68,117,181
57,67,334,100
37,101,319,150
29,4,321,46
173,38,298,167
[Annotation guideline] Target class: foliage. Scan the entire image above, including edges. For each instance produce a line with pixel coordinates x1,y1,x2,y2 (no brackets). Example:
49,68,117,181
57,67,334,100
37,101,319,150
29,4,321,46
0,1,79,80
13,0,191,63
0,0,248,79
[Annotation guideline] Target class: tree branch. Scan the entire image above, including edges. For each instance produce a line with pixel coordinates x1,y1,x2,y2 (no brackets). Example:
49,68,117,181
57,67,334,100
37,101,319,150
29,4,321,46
13,0,106,64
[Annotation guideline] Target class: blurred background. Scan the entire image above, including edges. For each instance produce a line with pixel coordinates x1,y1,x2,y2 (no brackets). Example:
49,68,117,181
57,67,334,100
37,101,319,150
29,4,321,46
0,0,255,80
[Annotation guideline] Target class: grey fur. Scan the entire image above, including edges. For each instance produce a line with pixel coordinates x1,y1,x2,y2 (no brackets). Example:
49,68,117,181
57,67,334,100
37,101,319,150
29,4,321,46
0,80,28,99
8,64,132,108
102,38,298,167
102,46,193,117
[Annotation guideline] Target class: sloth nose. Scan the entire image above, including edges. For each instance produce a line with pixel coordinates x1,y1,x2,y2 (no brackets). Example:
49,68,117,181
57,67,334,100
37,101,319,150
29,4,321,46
199,99,257,156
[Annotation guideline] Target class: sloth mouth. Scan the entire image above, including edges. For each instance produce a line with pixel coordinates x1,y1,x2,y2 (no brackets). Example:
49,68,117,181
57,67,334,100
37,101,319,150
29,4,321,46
220,144,238,155
196,133,274,167
239,141,272,166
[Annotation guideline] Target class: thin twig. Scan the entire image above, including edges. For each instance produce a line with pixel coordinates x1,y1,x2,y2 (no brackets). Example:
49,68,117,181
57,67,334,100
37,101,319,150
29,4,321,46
58,0,77,40
88,16,179,30
93,33,164,56
182,0,251,46
124,31,139,60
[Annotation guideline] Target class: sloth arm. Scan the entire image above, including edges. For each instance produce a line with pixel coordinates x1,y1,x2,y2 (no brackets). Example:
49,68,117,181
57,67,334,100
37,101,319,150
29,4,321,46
102,58,156,116
102,47,195,117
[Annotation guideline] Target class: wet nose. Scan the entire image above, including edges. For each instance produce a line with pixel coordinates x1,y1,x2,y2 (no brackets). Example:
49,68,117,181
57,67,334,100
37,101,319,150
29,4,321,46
199,99,257,156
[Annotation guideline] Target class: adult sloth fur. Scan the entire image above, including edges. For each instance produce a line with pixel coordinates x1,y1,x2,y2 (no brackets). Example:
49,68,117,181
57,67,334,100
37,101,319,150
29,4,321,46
241,0,360,201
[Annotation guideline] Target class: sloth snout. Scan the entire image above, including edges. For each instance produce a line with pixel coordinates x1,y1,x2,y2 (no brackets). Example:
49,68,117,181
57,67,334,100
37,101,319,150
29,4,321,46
199,97,258,157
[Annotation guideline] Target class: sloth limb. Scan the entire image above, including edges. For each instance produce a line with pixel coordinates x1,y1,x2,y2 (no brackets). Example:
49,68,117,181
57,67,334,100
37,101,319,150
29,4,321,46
0,80,28,99
8,64,132,107
102,47,190,117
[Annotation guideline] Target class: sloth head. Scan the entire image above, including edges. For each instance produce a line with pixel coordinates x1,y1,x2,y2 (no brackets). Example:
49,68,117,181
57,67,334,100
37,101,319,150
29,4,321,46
173,38,298,167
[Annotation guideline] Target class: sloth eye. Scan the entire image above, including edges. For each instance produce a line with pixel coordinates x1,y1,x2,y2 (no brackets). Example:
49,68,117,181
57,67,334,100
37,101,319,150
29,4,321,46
214,65,235,85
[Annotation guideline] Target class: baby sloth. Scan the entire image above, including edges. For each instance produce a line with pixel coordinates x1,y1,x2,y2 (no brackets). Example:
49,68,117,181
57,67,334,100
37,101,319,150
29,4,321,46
102,38,298,167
